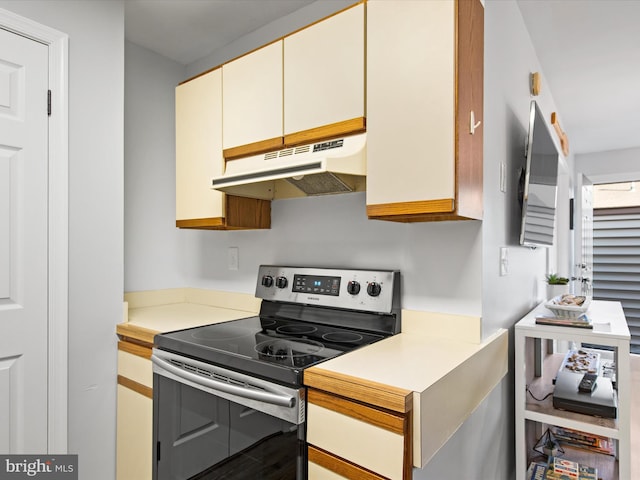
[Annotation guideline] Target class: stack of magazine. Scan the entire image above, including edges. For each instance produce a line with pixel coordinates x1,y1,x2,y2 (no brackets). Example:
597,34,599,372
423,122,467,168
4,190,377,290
535,312,592,329
527,457,597,479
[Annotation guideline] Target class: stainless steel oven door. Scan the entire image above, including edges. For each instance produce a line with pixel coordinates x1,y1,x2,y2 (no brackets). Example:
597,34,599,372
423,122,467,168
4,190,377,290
151,349,306,480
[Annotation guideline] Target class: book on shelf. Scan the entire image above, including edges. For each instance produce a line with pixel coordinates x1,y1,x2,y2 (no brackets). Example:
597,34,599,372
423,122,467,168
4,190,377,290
526,461,548,480
535,314,592,329
551,426,615,456
544,456,597,480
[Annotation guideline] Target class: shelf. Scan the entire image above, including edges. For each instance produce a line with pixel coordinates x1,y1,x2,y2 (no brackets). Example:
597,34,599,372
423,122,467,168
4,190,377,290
515,300,631,480
526,421,618,479
525,352,619,437
516,301,631,343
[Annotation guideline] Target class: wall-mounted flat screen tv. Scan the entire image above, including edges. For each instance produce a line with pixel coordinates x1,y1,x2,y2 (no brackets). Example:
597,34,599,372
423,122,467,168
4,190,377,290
519,100,560,247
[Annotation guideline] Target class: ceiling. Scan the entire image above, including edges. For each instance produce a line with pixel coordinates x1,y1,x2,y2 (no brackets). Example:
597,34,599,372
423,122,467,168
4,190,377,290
125,0,640,156
517,0,640,155
125,0,315,66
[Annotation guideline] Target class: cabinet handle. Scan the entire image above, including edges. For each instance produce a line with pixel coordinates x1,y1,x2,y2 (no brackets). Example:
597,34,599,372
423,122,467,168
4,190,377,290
470,110,482,135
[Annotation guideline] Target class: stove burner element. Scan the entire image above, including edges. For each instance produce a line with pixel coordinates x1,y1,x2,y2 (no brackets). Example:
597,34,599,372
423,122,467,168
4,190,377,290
276,324,318,335
260,318,276,328
255,338,325,367
322,331,364,344
256,338,324,357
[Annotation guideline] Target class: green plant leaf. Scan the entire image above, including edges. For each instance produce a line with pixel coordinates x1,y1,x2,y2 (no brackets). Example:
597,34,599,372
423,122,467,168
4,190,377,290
545,273,569,285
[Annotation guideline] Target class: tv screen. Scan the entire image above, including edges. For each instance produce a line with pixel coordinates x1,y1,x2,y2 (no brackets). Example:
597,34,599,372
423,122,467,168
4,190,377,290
519,100,560,247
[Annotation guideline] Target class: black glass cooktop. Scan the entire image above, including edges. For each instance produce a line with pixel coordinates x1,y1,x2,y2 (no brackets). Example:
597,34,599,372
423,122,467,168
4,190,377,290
155,314,386,387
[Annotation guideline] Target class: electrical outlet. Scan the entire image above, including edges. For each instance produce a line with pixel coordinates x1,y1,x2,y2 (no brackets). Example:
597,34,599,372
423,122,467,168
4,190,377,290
228,247,239,271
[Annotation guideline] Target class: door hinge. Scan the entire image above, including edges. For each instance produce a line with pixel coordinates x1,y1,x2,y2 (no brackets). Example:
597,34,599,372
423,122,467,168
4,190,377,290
47,90,51,116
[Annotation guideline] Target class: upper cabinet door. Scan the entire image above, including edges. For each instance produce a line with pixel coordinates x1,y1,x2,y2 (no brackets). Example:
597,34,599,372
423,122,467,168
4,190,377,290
176,69,271,230
176,69,224,223
366,0,484,222
222,41,284,154
283,3,365,143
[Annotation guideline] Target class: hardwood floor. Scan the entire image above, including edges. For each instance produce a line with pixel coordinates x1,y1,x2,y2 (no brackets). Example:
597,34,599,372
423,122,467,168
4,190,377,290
631,354,639,478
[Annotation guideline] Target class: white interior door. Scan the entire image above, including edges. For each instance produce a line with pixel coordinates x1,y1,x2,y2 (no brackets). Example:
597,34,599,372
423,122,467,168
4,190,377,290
575,174,594,295
0,27,49,453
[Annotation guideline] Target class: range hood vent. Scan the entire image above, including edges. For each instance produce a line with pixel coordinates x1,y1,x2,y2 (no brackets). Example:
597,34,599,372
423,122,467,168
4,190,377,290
212,133,366,200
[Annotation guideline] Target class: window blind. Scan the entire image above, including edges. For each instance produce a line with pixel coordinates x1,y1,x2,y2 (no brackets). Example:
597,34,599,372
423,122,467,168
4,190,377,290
593,207,640,353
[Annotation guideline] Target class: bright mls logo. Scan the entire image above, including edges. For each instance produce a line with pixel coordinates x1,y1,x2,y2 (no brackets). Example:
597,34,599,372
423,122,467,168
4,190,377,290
0,455,77,479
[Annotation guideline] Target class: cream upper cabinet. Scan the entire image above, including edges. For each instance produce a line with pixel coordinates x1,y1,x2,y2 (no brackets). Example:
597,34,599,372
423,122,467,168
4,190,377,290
222,41,283,155
176,68,271,229
283,2,365,143
176,69,224,224
366,0,484,222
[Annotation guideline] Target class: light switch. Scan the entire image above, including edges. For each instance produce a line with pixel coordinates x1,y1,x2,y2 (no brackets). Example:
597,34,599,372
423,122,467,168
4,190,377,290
500,247,509,276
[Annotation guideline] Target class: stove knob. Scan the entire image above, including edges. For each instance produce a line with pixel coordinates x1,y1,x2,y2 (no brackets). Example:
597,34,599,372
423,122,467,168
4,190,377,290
261,275,274,288
367,282,381,297
275,276,288,289
346,281,361,295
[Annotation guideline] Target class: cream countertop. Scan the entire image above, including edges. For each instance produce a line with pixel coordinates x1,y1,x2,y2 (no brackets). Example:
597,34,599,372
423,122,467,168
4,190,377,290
125,303,254,333
120,288,261,338
307,310,509,469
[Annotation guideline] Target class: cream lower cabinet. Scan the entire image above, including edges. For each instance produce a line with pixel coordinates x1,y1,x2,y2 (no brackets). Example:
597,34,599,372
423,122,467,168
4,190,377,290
305,376,413,480
176,67,270,229
116,345,153,480
366,0,484,222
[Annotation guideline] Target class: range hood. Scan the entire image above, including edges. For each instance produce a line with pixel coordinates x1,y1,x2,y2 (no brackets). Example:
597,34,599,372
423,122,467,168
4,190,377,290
212,133,366,200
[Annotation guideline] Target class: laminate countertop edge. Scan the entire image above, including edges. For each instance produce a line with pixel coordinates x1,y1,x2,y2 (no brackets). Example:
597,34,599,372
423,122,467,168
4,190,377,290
305,328,509,470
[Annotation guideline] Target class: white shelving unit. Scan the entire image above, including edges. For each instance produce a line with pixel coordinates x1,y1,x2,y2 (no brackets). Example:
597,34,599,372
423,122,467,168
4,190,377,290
515,300,630,480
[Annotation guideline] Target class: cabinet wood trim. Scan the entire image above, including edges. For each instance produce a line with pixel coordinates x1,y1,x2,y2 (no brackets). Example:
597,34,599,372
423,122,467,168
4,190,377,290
118,375,153,399
118,340,152,360
176,196,271,230
304,368,412,413
224,195,271,229
308,446,387,480
284,117,366,147
454,0,484,221
308,388,406,435
116,323,157,346
223,137,284,160
222,117,366,162
367,198,455,219
176,217,226,229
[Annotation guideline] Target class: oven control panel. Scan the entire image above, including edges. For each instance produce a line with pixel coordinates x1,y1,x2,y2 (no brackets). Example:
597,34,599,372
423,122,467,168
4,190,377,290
255,265,400,314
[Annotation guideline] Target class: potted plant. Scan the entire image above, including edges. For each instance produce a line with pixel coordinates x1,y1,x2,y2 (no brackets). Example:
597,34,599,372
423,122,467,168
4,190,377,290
545,273,570,299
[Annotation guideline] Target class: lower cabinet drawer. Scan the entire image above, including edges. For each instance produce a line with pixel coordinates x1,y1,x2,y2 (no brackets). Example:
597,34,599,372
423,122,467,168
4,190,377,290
306,389,410,480
308,446,388,480
309,458,349,480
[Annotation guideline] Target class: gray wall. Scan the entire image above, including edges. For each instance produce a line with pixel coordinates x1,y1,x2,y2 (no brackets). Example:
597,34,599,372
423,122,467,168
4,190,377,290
0,1,124,479
125,42,186,290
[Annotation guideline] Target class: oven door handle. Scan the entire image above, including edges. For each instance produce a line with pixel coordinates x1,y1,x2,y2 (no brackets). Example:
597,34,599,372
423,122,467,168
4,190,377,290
151,353,296,408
